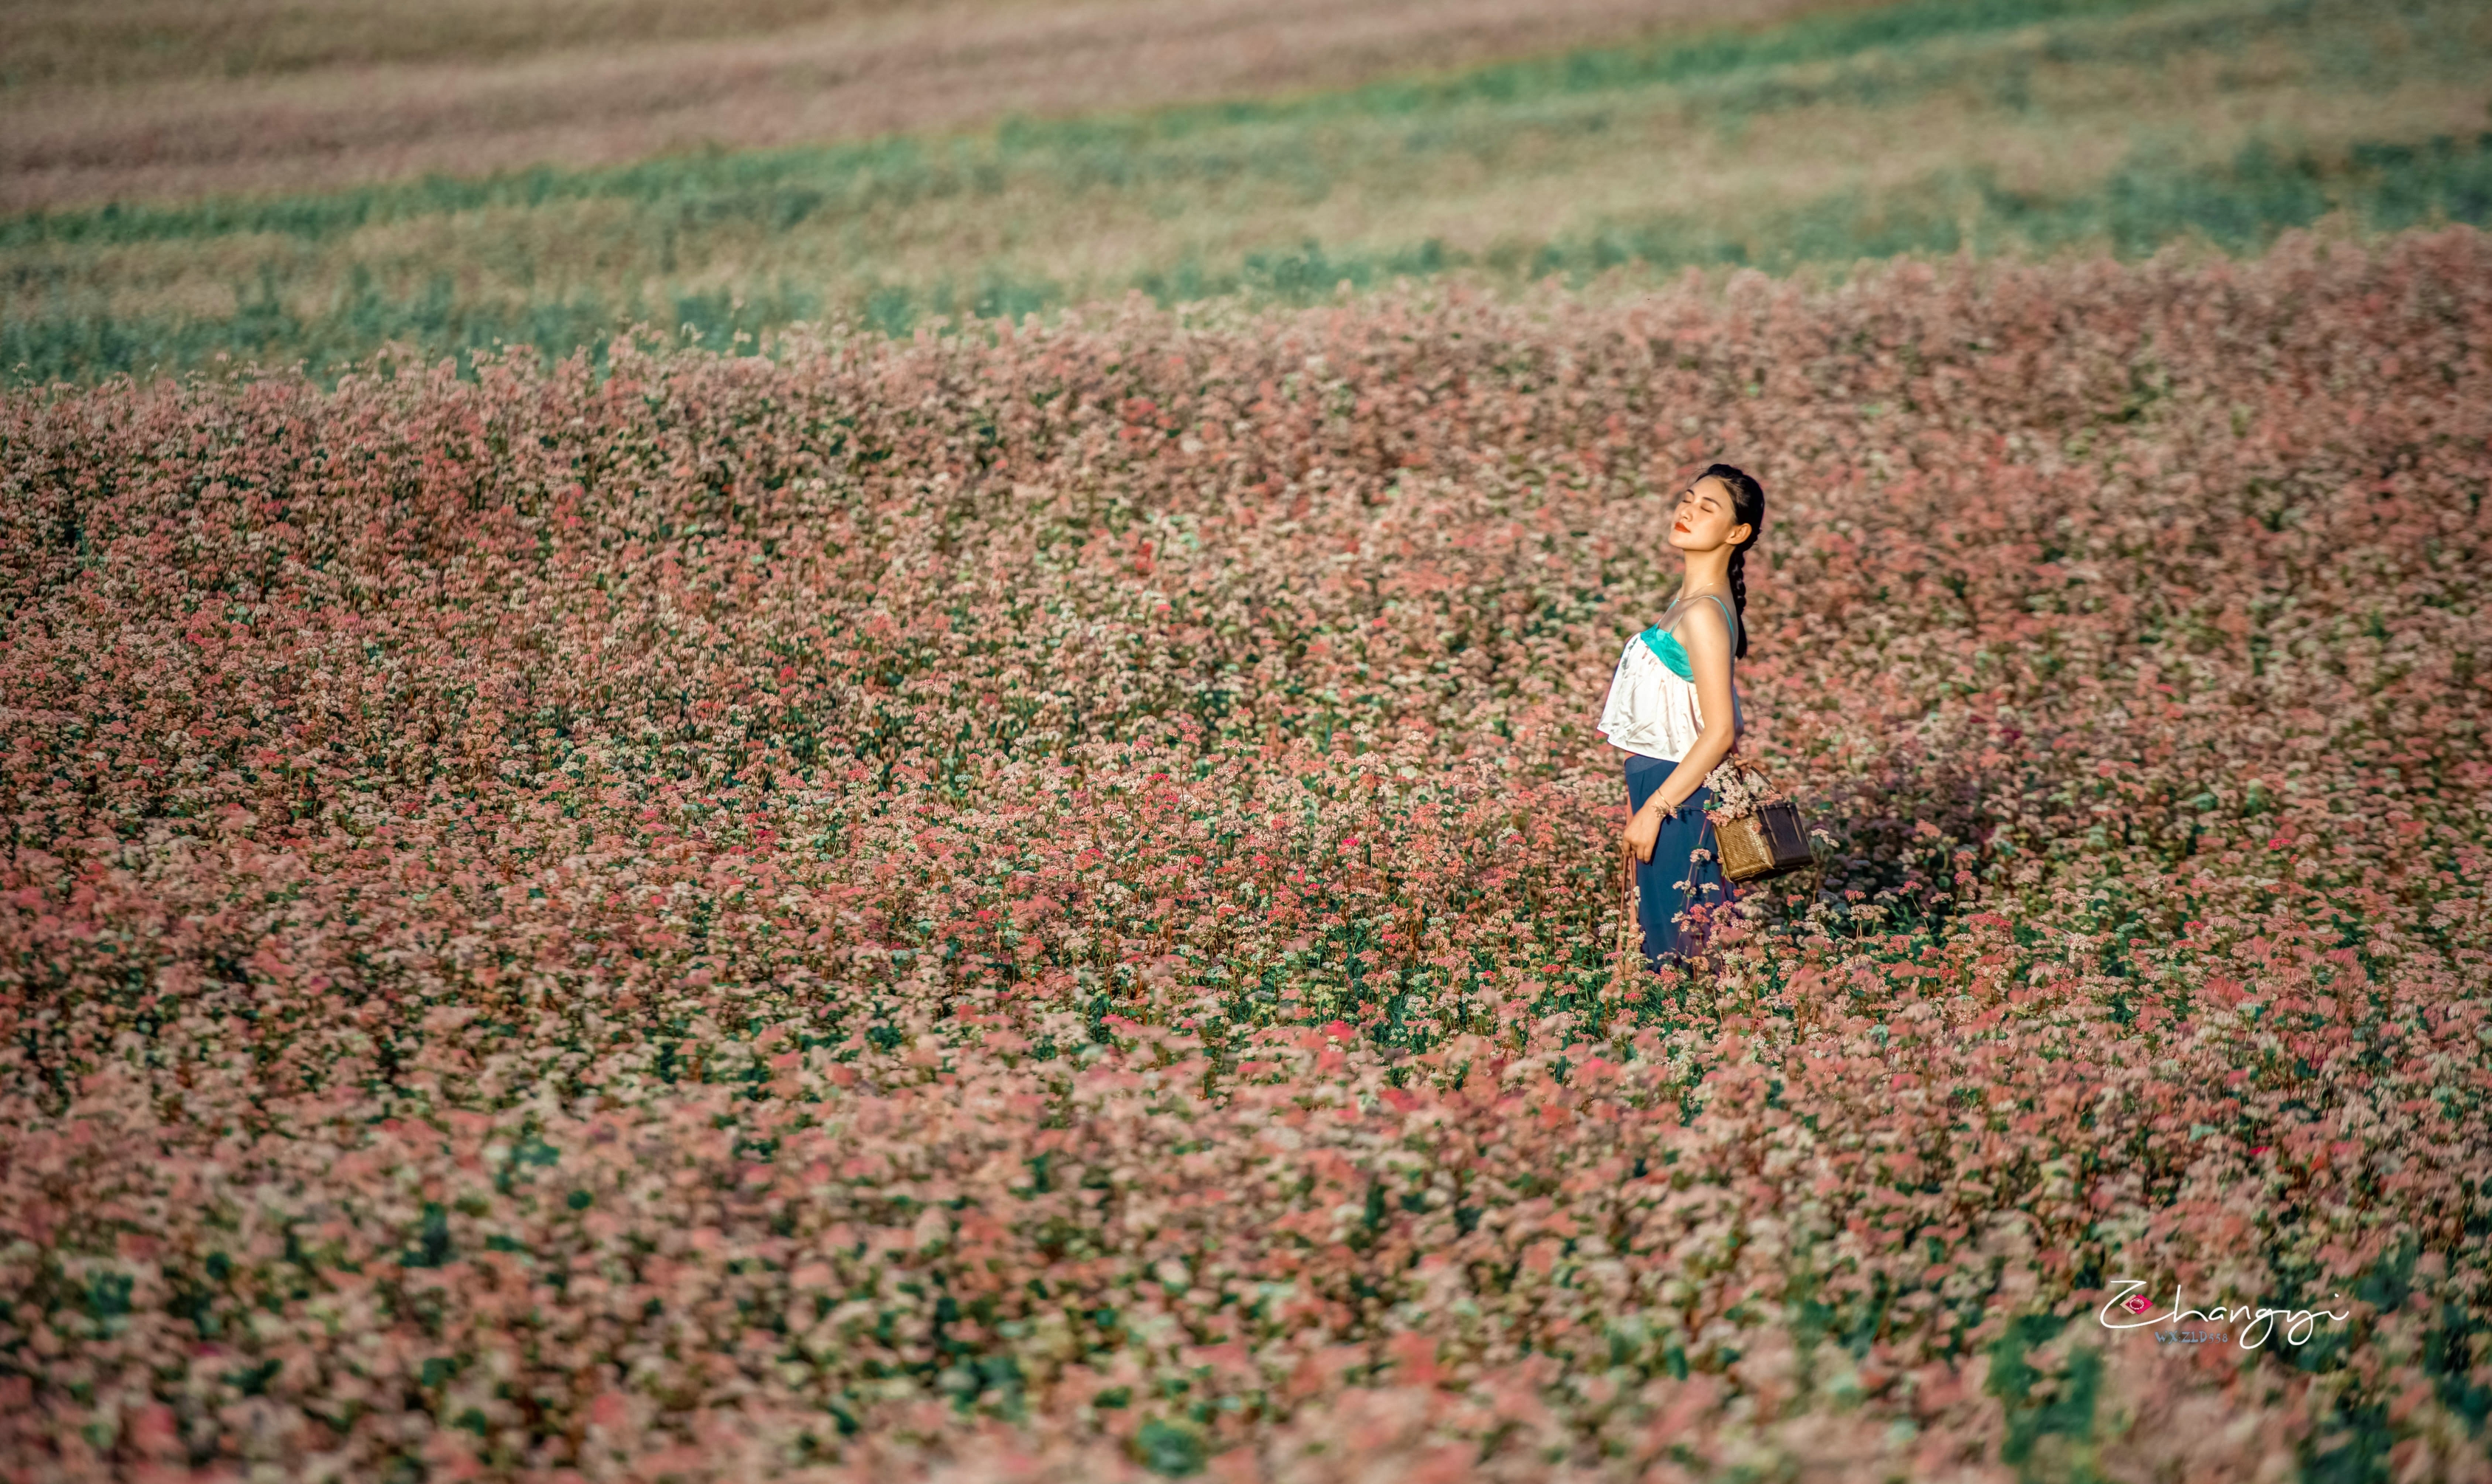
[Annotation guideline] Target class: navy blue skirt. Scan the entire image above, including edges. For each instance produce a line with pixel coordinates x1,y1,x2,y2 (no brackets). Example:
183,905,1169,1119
1623,752,1735,966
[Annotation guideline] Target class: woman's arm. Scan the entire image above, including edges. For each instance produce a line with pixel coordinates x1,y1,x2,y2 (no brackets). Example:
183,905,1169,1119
1621,602,1738,860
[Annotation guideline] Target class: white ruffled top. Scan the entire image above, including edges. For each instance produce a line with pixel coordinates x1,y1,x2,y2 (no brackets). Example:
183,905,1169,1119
1596,592,1743,763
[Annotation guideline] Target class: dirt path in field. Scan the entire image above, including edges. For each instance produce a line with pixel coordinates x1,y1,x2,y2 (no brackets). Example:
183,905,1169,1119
0,0,1837,213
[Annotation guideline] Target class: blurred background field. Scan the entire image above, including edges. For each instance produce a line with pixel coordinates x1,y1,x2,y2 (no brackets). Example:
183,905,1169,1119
4,0,2490,382
0,0,1822,207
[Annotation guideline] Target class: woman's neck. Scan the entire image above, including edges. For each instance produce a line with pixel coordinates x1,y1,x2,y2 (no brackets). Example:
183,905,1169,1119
1675,550,1734,602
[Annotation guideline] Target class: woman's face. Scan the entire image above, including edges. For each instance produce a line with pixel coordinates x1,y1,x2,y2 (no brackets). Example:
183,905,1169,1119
1668,475,1752,554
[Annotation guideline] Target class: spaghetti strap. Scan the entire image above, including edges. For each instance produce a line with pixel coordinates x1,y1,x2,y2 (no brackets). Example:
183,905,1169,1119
1698,591,1740,652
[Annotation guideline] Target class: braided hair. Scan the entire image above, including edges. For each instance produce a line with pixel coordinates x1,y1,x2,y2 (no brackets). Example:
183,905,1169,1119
1696,462,1765,659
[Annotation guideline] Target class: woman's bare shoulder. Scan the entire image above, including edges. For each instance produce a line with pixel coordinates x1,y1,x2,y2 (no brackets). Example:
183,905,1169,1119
1675,594,1734,653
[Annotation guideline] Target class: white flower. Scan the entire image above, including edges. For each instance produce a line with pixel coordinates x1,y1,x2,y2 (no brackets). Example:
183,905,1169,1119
1703,758,1771,819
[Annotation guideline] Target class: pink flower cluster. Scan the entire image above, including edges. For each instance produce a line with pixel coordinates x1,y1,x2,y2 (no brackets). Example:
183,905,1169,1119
1,228,2488,1483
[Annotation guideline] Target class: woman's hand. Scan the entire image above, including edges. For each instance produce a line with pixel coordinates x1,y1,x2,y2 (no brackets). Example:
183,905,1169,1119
1622,797,1670,863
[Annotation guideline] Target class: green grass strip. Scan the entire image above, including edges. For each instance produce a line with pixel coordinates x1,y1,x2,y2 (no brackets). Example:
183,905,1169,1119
0,0,2180,252
9,128,2487,385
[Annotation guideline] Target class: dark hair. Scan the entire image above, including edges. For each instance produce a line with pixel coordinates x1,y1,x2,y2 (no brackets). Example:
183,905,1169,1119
1696,462,1765,659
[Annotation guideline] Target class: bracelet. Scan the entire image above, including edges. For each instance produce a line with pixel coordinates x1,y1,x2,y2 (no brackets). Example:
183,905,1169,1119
1646,797,1679,822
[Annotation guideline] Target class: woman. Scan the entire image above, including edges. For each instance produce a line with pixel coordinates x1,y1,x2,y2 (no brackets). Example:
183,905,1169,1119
1597,463,1765,968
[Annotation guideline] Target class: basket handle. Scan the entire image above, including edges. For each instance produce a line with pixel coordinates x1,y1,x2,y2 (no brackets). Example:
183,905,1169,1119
1611,840,1641,989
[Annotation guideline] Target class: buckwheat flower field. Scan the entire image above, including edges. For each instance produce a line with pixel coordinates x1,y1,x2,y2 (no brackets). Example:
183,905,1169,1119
4,230,2489,1483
